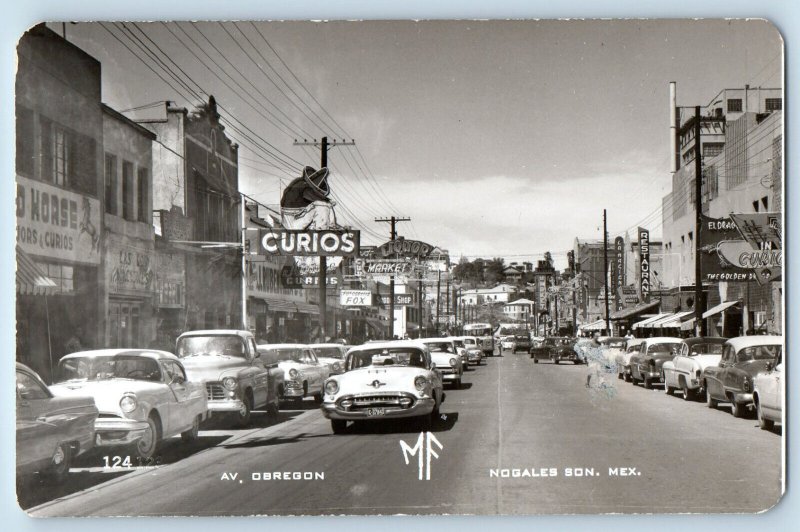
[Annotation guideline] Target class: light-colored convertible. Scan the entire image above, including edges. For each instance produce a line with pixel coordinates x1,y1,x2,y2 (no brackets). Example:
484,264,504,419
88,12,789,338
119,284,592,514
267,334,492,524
50,349,208,459
662,337,727,400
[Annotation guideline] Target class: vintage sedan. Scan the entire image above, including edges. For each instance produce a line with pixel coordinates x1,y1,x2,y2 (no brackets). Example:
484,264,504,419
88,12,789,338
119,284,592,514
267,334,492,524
310,343,350,375
615,343,641,381
499,336,517,351
753,353,783,430
703,336,783,418
257,344,330,403
420,338,464,388
321,341,444,433
531,337,577,364
662,337,727,400
460,336,484,366
629,337,684,389
513,334,532,353
177,330,274,427
50,350,208,460
16,363,98,482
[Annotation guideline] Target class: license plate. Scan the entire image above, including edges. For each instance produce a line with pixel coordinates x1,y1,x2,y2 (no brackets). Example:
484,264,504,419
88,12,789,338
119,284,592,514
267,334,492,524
366,407,385,417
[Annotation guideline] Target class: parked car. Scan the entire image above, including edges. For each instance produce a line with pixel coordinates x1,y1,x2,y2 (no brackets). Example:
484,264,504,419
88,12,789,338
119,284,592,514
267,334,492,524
460,336,484,366
420,338,464,388
321,340,444,433
16,363,98,482
176,330,275,427
615,342,641,381
447,336,470,367
50,349,208,459
703,336,783,418
629,337,684,389
598,337,626,364
257,344,330,403
310,343,350,375
531,337,577,364
500,336,516,351
662,337,727,400
753,352,783,430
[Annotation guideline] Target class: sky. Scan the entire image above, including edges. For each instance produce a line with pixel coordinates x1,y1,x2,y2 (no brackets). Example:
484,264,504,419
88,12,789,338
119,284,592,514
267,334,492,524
48,19,782,269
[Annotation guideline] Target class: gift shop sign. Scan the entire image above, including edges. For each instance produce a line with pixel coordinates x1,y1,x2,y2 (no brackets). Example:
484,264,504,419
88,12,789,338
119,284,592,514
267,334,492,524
257,229,359,257
16,175,101,264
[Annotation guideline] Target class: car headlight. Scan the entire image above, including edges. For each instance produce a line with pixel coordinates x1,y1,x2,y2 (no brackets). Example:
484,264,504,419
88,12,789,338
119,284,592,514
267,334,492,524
325,380,339,395
743,377,751,392
288,368,299,379
120,394,138,413
222,377,238,390
333,362,342,372
414,376,428,391
449,358,457,367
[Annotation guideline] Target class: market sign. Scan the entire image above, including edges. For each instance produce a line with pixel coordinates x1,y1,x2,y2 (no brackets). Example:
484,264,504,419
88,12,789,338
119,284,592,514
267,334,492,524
340,289,372,306
376,237,433,259
355,258,415,276
638,227,650,303
16,175,101,265
258,229,360,257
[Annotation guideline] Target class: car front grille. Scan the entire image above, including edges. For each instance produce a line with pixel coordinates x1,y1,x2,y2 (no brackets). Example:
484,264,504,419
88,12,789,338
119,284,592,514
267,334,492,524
206,382,226,401
338,393,415,411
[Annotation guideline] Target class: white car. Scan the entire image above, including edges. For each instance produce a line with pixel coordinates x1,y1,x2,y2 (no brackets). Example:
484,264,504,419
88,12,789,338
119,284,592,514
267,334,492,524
50,349,208,459
500,336,516,351
753,353,783,430
321,341,444,433
419,338,464,388
257,344,330,403
310,343,350,375
446,336,470,367
662,337,727,400
615,343,641,382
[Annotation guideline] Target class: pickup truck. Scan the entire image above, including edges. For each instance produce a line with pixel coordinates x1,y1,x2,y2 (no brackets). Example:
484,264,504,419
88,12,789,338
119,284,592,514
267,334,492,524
176,330,282,427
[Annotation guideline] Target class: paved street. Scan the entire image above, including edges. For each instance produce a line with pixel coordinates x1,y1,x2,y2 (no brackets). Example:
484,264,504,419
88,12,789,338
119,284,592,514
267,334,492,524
23,352,782,516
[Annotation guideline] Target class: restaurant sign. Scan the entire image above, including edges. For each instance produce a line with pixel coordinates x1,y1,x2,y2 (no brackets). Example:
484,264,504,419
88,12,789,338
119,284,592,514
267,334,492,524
638,227,650,303
16,175,101,265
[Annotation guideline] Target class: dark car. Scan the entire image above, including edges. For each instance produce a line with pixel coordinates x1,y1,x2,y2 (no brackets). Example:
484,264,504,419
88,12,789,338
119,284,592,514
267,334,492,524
629,337,684,389
530,337,577,364
513,334,531,353
703,336,783,418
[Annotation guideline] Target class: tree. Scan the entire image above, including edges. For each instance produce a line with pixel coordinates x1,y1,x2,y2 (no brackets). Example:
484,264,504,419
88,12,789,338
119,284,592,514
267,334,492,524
484,257,505,285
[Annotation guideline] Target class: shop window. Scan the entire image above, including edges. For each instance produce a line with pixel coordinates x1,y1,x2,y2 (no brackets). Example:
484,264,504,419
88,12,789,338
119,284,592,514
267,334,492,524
105,153,118,215
34,261,74,293
137,167,149,222
122,161,134,220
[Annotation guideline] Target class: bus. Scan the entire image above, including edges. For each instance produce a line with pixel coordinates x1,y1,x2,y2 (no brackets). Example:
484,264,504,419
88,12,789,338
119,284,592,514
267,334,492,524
463,323,495,356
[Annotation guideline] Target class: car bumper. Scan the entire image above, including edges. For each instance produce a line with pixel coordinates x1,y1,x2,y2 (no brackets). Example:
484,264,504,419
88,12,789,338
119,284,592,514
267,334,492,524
439,370,461,381
322,397,436,420
556,353,580,361
94,418,150,447
207,398,248,413
733,392,754,404
282,381,305,398
467,353,482,362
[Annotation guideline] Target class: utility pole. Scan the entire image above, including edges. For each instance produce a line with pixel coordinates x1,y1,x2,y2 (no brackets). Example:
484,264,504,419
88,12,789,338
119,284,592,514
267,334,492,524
436,269,442,335
375,216,411,338
603,209,610,336
693,106,706,337
293,136,355,341
418,278,424,339
446,277,451,332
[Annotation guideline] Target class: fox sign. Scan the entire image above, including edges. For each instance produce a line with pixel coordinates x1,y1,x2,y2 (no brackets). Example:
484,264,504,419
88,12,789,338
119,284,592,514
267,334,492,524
340,289,372,306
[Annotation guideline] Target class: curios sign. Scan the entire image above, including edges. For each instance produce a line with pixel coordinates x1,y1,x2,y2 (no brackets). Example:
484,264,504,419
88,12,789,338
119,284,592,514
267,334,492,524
258,229,360,257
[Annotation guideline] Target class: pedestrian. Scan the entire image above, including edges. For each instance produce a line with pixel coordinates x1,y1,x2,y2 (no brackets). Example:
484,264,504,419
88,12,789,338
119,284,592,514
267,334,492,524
64,326,85,354
585,332,603,388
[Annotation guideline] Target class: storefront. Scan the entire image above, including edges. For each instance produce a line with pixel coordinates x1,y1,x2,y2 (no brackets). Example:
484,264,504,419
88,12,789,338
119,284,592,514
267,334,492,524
105,233,156,348
153,242,186,349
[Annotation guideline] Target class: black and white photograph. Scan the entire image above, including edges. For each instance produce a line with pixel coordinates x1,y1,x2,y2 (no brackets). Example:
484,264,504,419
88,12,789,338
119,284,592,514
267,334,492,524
12,18,785,516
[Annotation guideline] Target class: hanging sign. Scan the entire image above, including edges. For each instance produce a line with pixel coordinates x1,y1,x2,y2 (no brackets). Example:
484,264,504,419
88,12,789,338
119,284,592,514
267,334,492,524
340,290,372,306
376,237,434,259
638,227,650,303
258,229,360,257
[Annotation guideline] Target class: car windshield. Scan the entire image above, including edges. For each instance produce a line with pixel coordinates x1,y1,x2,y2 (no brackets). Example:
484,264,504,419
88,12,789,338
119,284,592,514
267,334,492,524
313,347,345,359
627,345,639,353
452,340,465,348
464,338,477,346
347,348,427,370
56,355,162,383
515,335,528,341
688,343,724,356
425,342,455,353
648,343,682,354
260,348,304,364
737,345,782,362
177,336,246,358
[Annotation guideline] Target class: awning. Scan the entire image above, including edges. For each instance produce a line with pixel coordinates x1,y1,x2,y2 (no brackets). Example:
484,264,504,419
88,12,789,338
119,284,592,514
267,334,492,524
656,310,695,328
632,313,670,329
609,300,660,320
260,296,298,313
581,319,608,331
641,313,678,328
16,247,57,295
681,317,696,331
295,302,320,315
703,301,739,319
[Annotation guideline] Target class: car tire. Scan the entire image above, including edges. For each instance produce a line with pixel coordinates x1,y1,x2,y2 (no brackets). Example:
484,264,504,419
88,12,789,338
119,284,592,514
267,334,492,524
41,443,72,483
643,377,652,389
730,399,745,418
533,358,539,364
453,378,462,389
553,359,559,365
665,382,674,395
266,402,279,421
706,385,717,409
331,419,347,434
313,391,324,404
682,385,695,401
181,415,201,442
234,394,252,428
136,414,161,459
756,400,774,430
